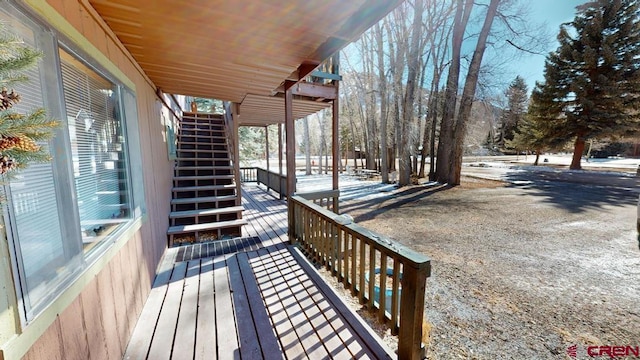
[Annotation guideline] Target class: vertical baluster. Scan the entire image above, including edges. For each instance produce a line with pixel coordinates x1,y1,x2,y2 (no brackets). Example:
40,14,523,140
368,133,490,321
350,234,357,295
379,254,387,322
391,260,402,333
333,225,342,280
358,238,366,303
343,233,350,287
304,208,311,254
368,246,376,310
322,217,328,267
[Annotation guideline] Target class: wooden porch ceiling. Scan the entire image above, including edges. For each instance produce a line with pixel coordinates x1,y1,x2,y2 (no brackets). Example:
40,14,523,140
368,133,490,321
238,94,330,127
88,0,402,113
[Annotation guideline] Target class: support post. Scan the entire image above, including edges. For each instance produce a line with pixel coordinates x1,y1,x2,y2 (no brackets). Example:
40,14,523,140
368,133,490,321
331,54,340,214
233,103,242,207
265,125,270,191
398,262,430,360
278,123,284,199
285,83,296,242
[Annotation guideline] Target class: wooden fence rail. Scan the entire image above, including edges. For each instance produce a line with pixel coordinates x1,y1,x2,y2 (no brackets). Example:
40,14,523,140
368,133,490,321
290,194,431,360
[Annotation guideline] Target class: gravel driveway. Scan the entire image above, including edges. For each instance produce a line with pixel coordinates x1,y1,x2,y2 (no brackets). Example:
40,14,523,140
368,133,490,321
340,175,640,359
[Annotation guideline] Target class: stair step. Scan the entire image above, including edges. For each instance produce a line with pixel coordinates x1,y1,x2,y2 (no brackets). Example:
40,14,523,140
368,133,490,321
169,206,244,219
170,195,237,205
167,219,247,235
177,157,231,161
178,141,226,145
181,119,224,124
173,175,234,181
179,133,225,138
172,184,236,192
177,149,229,153
175,166,233,171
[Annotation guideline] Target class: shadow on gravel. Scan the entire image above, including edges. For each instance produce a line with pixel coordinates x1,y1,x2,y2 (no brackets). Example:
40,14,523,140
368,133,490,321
504,171,638,214
341,183,450,222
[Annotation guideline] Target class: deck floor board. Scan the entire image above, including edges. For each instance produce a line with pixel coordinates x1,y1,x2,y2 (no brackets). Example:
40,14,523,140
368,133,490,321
124,184,393,360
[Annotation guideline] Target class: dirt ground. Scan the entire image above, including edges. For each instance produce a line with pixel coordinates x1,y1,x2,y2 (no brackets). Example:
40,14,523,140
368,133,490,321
336,176,640,359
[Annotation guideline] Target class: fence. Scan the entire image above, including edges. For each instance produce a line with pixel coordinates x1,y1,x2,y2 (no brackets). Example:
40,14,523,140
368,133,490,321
290,194,431,360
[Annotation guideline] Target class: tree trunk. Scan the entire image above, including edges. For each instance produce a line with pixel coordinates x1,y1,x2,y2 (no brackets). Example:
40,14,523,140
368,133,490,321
378,24,388,185
399,0,424,186
437,0,499,185
534,149,540,166
570,136,585,170
435,0,473,184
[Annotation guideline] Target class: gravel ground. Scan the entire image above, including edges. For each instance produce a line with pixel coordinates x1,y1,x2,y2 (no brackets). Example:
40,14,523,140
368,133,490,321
337,176,640,359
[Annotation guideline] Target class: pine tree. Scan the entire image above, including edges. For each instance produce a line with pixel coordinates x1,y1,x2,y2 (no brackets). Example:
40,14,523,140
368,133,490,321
0,25,58,177
496,76,528,152
532,0,640,170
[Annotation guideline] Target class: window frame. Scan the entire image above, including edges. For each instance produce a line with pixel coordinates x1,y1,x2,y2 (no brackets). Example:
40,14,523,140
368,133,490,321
0,2,145,324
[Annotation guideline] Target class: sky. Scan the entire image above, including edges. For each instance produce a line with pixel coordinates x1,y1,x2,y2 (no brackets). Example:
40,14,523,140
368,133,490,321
515,0,586,91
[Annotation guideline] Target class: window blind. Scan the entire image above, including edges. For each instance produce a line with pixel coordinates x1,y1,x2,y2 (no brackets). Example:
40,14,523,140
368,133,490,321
59,50,131,247
0,13,67,314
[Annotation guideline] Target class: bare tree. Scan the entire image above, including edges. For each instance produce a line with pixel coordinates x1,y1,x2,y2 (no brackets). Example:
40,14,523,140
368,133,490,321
436,0,499,185
375,21,390,183
398,0,425,186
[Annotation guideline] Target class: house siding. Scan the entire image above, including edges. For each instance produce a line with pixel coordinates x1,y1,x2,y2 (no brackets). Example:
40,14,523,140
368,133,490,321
0,0,172,359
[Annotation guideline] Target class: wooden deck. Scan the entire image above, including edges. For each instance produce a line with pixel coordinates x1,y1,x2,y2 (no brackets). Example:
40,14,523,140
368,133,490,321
124,184,393,359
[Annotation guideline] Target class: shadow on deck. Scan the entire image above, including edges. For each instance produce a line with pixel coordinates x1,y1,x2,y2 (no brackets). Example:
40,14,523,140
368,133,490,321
123,184,393,359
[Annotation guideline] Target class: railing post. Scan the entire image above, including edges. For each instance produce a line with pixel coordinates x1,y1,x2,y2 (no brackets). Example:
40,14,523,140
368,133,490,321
398,261,431,360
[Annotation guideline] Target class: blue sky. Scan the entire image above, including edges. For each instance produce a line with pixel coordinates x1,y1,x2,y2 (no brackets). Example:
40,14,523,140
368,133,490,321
515,0,585,90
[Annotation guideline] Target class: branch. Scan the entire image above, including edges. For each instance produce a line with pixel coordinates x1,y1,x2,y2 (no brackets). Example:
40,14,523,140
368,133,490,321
505,39,546,56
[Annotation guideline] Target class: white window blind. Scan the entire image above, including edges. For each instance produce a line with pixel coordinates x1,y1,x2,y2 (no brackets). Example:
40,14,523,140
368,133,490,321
59,50,132,250
0,9,81,317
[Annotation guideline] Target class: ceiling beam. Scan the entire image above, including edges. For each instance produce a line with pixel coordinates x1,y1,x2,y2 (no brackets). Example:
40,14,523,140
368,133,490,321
290,82,338,100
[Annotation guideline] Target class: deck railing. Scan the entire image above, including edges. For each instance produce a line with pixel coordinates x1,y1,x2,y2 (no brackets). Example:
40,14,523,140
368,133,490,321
297,189,339,214
239,167,258,183
290,194,431,360
239,167,287,199
256,168,286,199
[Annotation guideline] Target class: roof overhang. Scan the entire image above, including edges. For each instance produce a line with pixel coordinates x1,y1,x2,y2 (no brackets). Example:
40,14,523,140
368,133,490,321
238,94,331,127
89,0,402,124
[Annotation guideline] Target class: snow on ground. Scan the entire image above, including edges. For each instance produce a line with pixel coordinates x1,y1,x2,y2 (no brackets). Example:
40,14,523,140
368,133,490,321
509,154,639,169
296,173,400,202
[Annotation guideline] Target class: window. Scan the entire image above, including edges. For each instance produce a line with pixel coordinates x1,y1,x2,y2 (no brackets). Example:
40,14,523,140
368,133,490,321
1,4,141,321
59,49,132,254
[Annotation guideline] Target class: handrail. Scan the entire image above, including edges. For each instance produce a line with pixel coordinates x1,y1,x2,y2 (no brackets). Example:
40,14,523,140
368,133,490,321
223,102,242,206
290,195,430,360
297,189,339,214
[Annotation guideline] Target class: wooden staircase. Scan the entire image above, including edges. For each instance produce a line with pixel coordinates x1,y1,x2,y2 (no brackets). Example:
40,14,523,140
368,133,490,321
168,112,246,245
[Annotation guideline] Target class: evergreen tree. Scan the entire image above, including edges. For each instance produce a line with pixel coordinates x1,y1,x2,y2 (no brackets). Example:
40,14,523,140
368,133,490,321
532,0,640,170
0,25,57,177
496,76,528,152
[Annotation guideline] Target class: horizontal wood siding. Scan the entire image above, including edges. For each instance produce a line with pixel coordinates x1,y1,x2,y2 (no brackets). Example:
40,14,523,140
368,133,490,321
18,0,172,359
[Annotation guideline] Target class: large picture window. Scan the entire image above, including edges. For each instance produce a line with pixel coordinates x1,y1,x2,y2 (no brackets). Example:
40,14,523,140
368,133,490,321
59,49,132,254
1,5,140,322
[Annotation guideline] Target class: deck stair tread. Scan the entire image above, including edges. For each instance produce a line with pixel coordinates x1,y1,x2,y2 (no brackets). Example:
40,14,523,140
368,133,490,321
172,184,236,192
171,195,237,205
170,206,244,219
175,166,233,170
173,175,234,180
167,219,247,234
